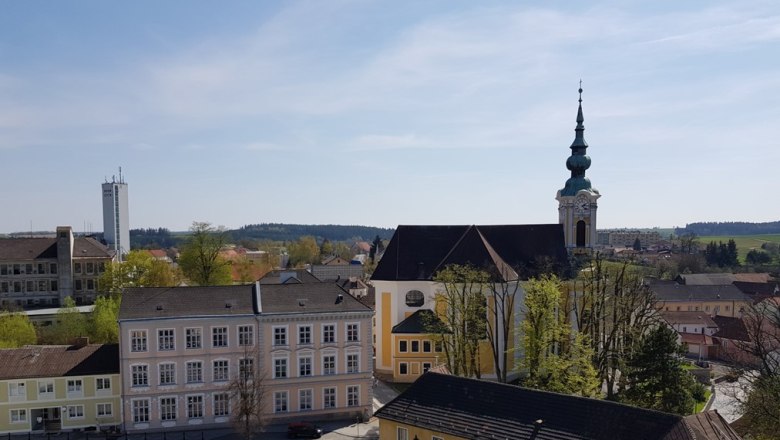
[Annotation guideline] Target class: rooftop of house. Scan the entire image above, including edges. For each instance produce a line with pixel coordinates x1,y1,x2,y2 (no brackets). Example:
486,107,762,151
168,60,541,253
391,309,446,334
732,281,780,297
257,282,371,315
677,273,772,285
0,236,114,261
650,284,749,302
371,224,568,282
375,372,741,440
0,343,119,380
661,311,717,327
259,269,322,284
712,315,751,342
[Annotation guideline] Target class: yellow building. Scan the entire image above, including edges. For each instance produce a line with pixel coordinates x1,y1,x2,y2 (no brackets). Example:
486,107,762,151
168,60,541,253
650,283,751,317
0,343,121,434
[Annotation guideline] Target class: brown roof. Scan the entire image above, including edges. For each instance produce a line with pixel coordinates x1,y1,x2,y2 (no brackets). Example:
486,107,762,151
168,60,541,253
0,236,113,261
683,411,742,440
712,316,751,342
0,344,119,379
661,311,717,327
680,333,714,346
72,237,115,259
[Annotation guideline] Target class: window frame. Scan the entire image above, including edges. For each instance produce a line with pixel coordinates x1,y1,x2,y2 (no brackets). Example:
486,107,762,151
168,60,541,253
185,327,202,349
158,328,176,351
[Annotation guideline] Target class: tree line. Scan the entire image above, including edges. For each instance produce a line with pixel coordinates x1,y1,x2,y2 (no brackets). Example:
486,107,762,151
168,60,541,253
676,221,780,236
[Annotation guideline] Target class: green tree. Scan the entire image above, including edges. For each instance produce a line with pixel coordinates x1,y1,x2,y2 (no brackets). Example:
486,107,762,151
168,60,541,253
632,237,642,251
319,238,334,257
287,236,320,268
622,325,697,415
40,296,90,344
0,312,37,348
746,249,772,265
90,295,121,343
99,250,179,295
179,222,233,286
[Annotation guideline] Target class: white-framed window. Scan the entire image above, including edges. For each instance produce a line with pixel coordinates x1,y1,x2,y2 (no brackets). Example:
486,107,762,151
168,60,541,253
399,340,408,352
322,323,336,344
397,427,409,440
38,380,54,397
399,362,408,375
186,327,202,349
299,389,313,411
214,393,230,417
323,354,336,375
187,395,204,419
274,357,288,379
323,387,336,409
9,382,25,398
160,397,177,421
131,364,149,387
213,359,229,382
423,340,432,352
411,340,419,352
97,403,113,417
298,325,312,345
212,327,228,348
159,363,176,385
96,377,111,391
347,353,359,374
186,361,203,383
67,405,84,419
75,262,82,274
274,391,288,413
10,409,27,423
158,329,175,351
347,385,359,407
423,362,432,373
273,326,288,346
239,358,254,379
67,379,83,394
131,330,148,352
238,324,254,346
298,355,313,377
346,323,359,342
132,399,150,423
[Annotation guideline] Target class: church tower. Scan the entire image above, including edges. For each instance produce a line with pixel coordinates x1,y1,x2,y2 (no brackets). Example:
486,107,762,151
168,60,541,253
556,85,600,253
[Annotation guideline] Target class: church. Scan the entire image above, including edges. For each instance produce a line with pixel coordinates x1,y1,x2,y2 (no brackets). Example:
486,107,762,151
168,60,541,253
370,87,599,381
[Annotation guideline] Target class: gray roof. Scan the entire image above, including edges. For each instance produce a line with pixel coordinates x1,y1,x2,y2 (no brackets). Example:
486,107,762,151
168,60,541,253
0,344,119,380
259,269,322,284
650,284,748,302
0,236,114,261
119,285,257,320
259,282,371,315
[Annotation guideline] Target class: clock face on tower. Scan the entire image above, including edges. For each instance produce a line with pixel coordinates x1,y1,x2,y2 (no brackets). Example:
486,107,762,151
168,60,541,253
575,195,590,214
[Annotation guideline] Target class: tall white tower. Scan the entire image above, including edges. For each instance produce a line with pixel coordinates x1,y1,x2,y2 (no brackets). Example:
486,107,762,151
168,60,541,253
102,168,130,260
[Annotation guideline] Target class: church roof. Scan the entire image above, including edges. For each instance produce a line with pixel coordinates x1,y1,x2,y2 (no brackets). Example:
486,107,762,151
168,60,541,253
371,224,568,282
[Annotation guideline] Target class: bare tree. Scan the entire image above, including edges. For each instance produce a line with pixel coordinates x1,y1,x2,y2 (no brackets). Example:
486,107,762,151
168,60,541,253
228,347,267,440
484,278,522,383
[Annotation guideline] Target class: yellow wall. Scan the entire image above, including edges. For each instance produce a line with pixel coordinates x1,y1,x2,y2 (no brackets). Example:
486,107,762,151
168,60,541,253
392,334,443,382
378,418,467,440
657,299,750,317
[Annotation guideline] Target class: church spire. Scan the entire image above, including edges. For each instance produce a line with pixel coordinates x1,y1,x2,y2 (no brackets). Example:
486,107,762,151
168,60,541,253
559,82,598,196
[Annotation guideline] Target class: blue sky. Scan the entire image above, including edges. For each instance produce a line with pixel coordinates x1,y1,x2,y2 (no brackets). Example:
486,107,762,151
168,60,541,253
1,0,778,233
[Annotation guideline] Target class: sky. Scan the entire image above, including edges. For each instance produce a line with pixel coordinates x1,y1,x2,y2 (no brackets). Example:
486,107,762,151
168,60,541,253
1,0,779,233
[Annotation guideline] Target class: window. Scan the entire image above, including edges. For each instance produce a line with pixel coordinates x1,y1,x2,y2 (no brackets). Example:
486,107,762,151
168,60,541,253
67,379,83,394
133,399,150,423
397,427,409,440
683,326,687,333
132,365,149,387
10,409,27,423
50,263,58,274
399,362,408,375
411,341,419,352
347,385,359,407
13,264,20,275
158,329,175,351
347,353,359,373
186,361,203,383
186,328,202,349
399,340,408,352
75,262,82,274
213,360,229,382
299,389,313,411
274,357,288,379
322,324,336,344
423,362,432,373
9,382,25,397
274,391,288,413
97,403,113,417
96,377,111,391
160,397,177,421
299,356,312,377
212,327,228,347
423,340,432,352
159,363,176,385
323,387,336,409
434,341,443,352
323,354,336,375
405,290,424,307
86,262,94,274
187,395,204,419
131,330,148,352
726,306,731,311
51,280,58,291
239,358,254,379
238,325,254,346
274,326,288,346
87,279,95,290
214,393,229,417
298,325,312,345
346,323,359,342
38,380,54,396
67,405,84,419
75,279,83,291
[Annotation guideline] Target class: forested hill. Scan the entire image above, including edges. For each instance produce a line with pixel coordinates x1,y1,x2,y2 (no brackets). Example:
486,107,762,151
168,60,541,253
232,223,395,242
675,221,780,236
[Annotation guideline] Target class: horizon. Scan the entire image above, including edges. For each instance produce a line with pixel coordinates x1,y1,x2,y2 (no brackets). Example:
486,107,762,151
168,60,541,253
1,1,778,233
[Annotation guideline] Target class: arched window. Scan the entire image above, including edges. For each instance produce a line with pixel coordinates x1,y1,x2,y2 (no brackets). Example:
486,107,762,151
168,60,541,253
576,220,586,247
405,290,424,307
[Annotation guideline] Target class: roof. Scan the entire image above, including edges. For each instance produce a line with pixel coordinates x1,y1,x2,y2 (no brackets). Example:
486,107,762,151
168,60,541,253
391,309,446,334
712,316,751,342
650,284,748,302
0,344,119,380
0,236,114,261
677,273,772,286
375,372,735,440
679,333,714,346
732,281,780,297
258,282,372,315
119,285,257,320
661,311,717,327
371,224,568,282
683,411,742,440
72,237,115,259
259,269,322,284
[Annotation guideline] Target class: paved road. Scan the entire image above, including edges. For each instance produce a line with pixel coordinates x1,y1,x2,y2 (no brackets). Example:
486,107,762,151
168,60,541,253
710,376,750,424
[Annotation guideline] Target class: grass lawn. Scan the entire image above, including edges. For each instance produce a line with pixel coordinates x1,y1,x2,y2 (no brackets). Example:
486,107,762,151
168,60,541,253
694,389,712,413
698,234,780,263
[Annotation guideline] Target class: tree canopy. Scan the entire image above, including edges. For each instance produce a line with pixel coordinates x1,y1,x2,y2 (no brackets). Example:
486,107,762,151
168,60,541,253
178,222,232,286
0,312,37,348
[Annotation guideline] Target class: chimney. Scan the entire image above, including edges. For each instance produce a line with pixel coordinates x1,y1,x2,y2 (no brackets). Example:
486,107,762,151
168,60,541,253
336,293,344,304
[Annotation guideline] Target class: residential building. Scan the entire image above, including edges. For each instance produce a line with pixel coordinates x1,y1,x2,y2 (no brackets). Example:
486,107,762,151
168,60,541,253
597,229,663,248
651,283,751,317
0,226,115,308
371,224,568,382
118,280,373,431
675,272,773,285
0,343,121,434
102,170,130,259
661,311,718,359
375,372,742,440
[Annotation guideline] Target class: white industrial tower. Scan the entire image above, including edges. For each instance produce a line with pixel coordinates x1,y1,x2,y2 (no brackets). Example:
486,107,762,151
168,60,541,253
102,168,130,260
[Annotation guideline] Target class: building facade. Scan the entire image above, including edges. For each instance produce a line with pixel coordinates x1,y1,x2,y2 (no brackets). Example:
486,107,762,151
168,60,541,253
0,226,115,308
102,170,130,259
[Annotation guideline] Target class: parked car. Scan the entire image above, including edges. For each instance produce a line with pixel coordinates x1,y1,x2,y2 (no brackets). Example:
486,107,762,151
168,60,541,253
287,422,323,439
